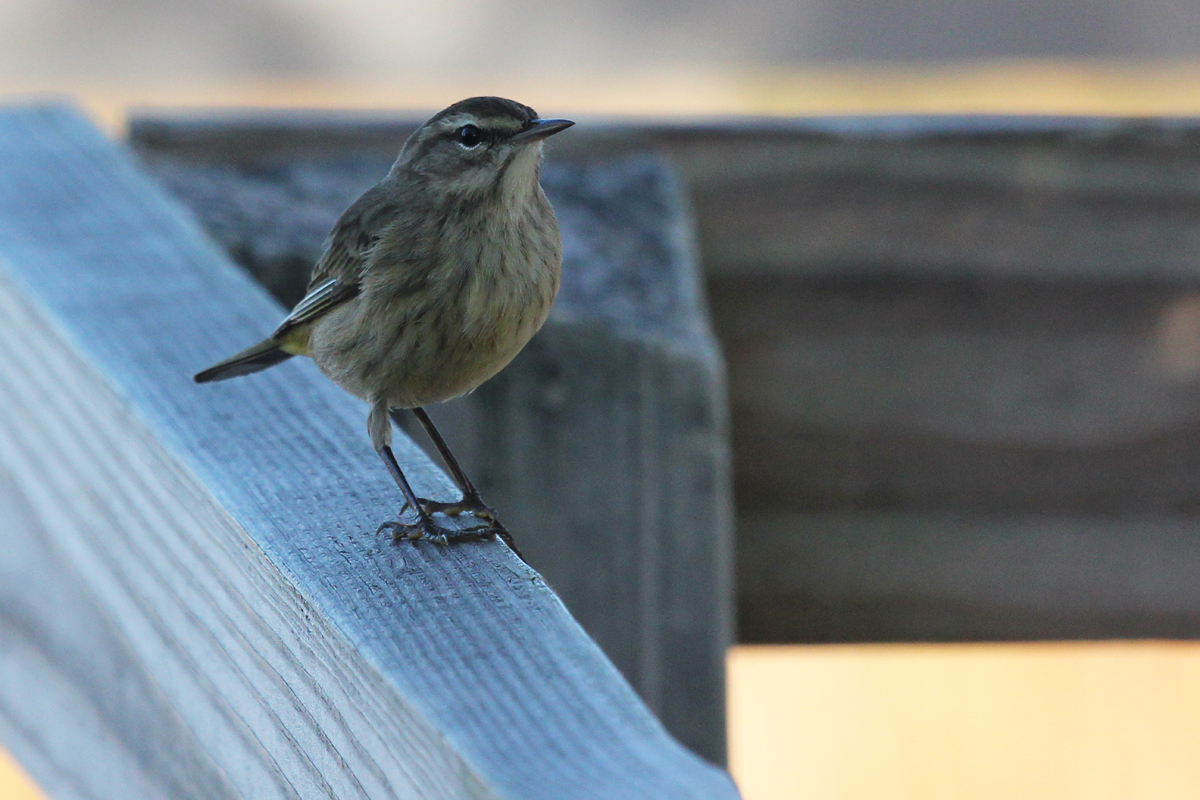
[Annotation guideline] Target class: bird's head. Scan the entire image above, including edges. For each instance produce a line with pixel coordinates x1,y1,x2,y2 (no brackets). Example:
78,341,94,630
396,96,574,201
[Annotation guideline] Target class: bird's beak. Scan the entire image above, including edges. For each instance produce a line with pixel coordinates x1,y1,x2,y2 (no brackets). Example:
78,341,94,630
509,118,575,145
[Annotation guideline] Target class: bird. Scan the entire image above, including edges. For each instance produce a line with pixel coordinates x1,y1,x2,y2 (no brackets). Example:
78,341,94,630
194,96,573,555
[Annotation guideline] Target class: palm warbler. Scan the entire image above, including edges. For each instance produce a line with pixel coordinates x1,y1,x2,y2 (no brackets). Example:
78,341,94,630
194,97,574,553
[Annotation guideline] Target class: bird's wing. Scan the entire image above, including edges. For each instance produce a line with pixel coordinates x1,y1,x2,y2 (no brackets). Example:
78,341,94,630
273,184,396,339
274,277,359,334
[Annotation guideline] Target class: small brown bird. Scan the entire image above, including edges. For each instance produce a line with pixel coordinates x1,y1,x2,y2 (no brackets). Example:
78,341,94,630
195,97,573,553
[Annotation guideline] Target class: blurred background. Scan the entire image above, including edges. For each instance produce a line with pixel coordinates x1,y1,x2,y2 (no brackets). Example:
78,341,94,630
10,0,1200,119
10,0,1200,79
7,1,1200,799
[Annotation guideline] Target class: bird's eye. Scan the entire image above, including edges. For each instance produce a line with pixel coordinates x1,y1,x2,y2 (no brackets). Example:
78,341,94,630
456,124,481,148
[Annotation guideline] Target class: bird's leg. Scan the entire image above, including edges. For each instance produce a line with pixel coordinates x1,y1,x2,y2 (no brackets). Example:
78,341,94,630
375,444,493,545
395,407,520,555
392,407,498,521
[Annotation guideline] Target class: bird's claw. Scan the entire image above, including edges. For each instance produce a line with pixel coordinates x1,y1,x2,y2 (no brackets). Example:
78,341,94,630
376,517,497,545
380,496,521,559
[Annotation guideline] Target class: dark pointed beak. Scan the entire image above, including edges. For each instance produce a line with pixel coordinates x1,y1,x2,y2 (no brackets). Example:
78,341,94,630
509,118,574,145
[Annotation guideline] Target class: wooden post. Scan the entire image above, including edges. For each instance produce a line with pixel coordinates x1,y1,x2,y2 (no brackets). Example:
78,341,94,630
0,103,740,800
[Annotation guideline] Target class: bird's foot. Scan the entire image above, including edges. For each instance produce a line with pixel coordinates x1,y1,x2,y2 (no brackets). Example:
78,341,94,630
387,495,521,558
377,515,499,545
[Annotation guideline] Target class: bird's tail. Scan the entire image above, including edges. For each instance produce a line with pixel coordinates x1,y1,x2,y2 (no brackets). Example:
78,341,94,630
194,338,294,383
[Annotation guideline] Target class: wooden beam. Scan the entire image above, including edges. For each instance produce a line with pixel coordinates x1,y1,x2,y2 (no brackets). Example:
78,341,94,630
738,512,1200,643
0,103,739,799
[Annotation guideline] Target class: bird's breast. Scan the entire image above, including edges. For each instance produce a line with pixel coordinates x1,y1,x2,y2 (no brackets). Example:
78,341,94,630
309,193,562,409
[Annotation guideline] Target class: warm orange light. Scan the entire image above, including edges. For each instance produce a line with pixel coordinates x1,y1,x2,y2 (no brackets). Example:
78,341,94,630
8,61,1200,136
0,747,46,800
729,642,1200,800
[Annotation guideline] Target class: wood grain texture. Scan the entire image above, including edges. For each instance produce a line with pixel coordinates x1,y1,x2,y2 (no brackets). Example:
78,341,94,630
0,103,739,799
710,274,1200,514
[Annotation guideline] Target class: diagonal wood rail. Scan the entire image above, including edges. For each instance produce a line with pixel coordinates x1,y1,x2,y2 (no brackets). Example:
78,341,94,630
0,103,740,800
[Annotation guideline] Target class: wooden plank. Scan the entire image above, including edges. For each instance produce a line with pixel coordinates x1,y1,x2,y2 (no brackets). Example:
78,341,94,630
0,103,739,799
710,274,1200,513
132,131,733,765
738,512,1200,642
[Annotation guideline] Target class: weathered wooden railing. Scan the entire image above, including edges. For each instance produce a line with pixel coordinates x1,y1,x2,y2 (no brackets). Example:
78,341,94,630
0,103,740,799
